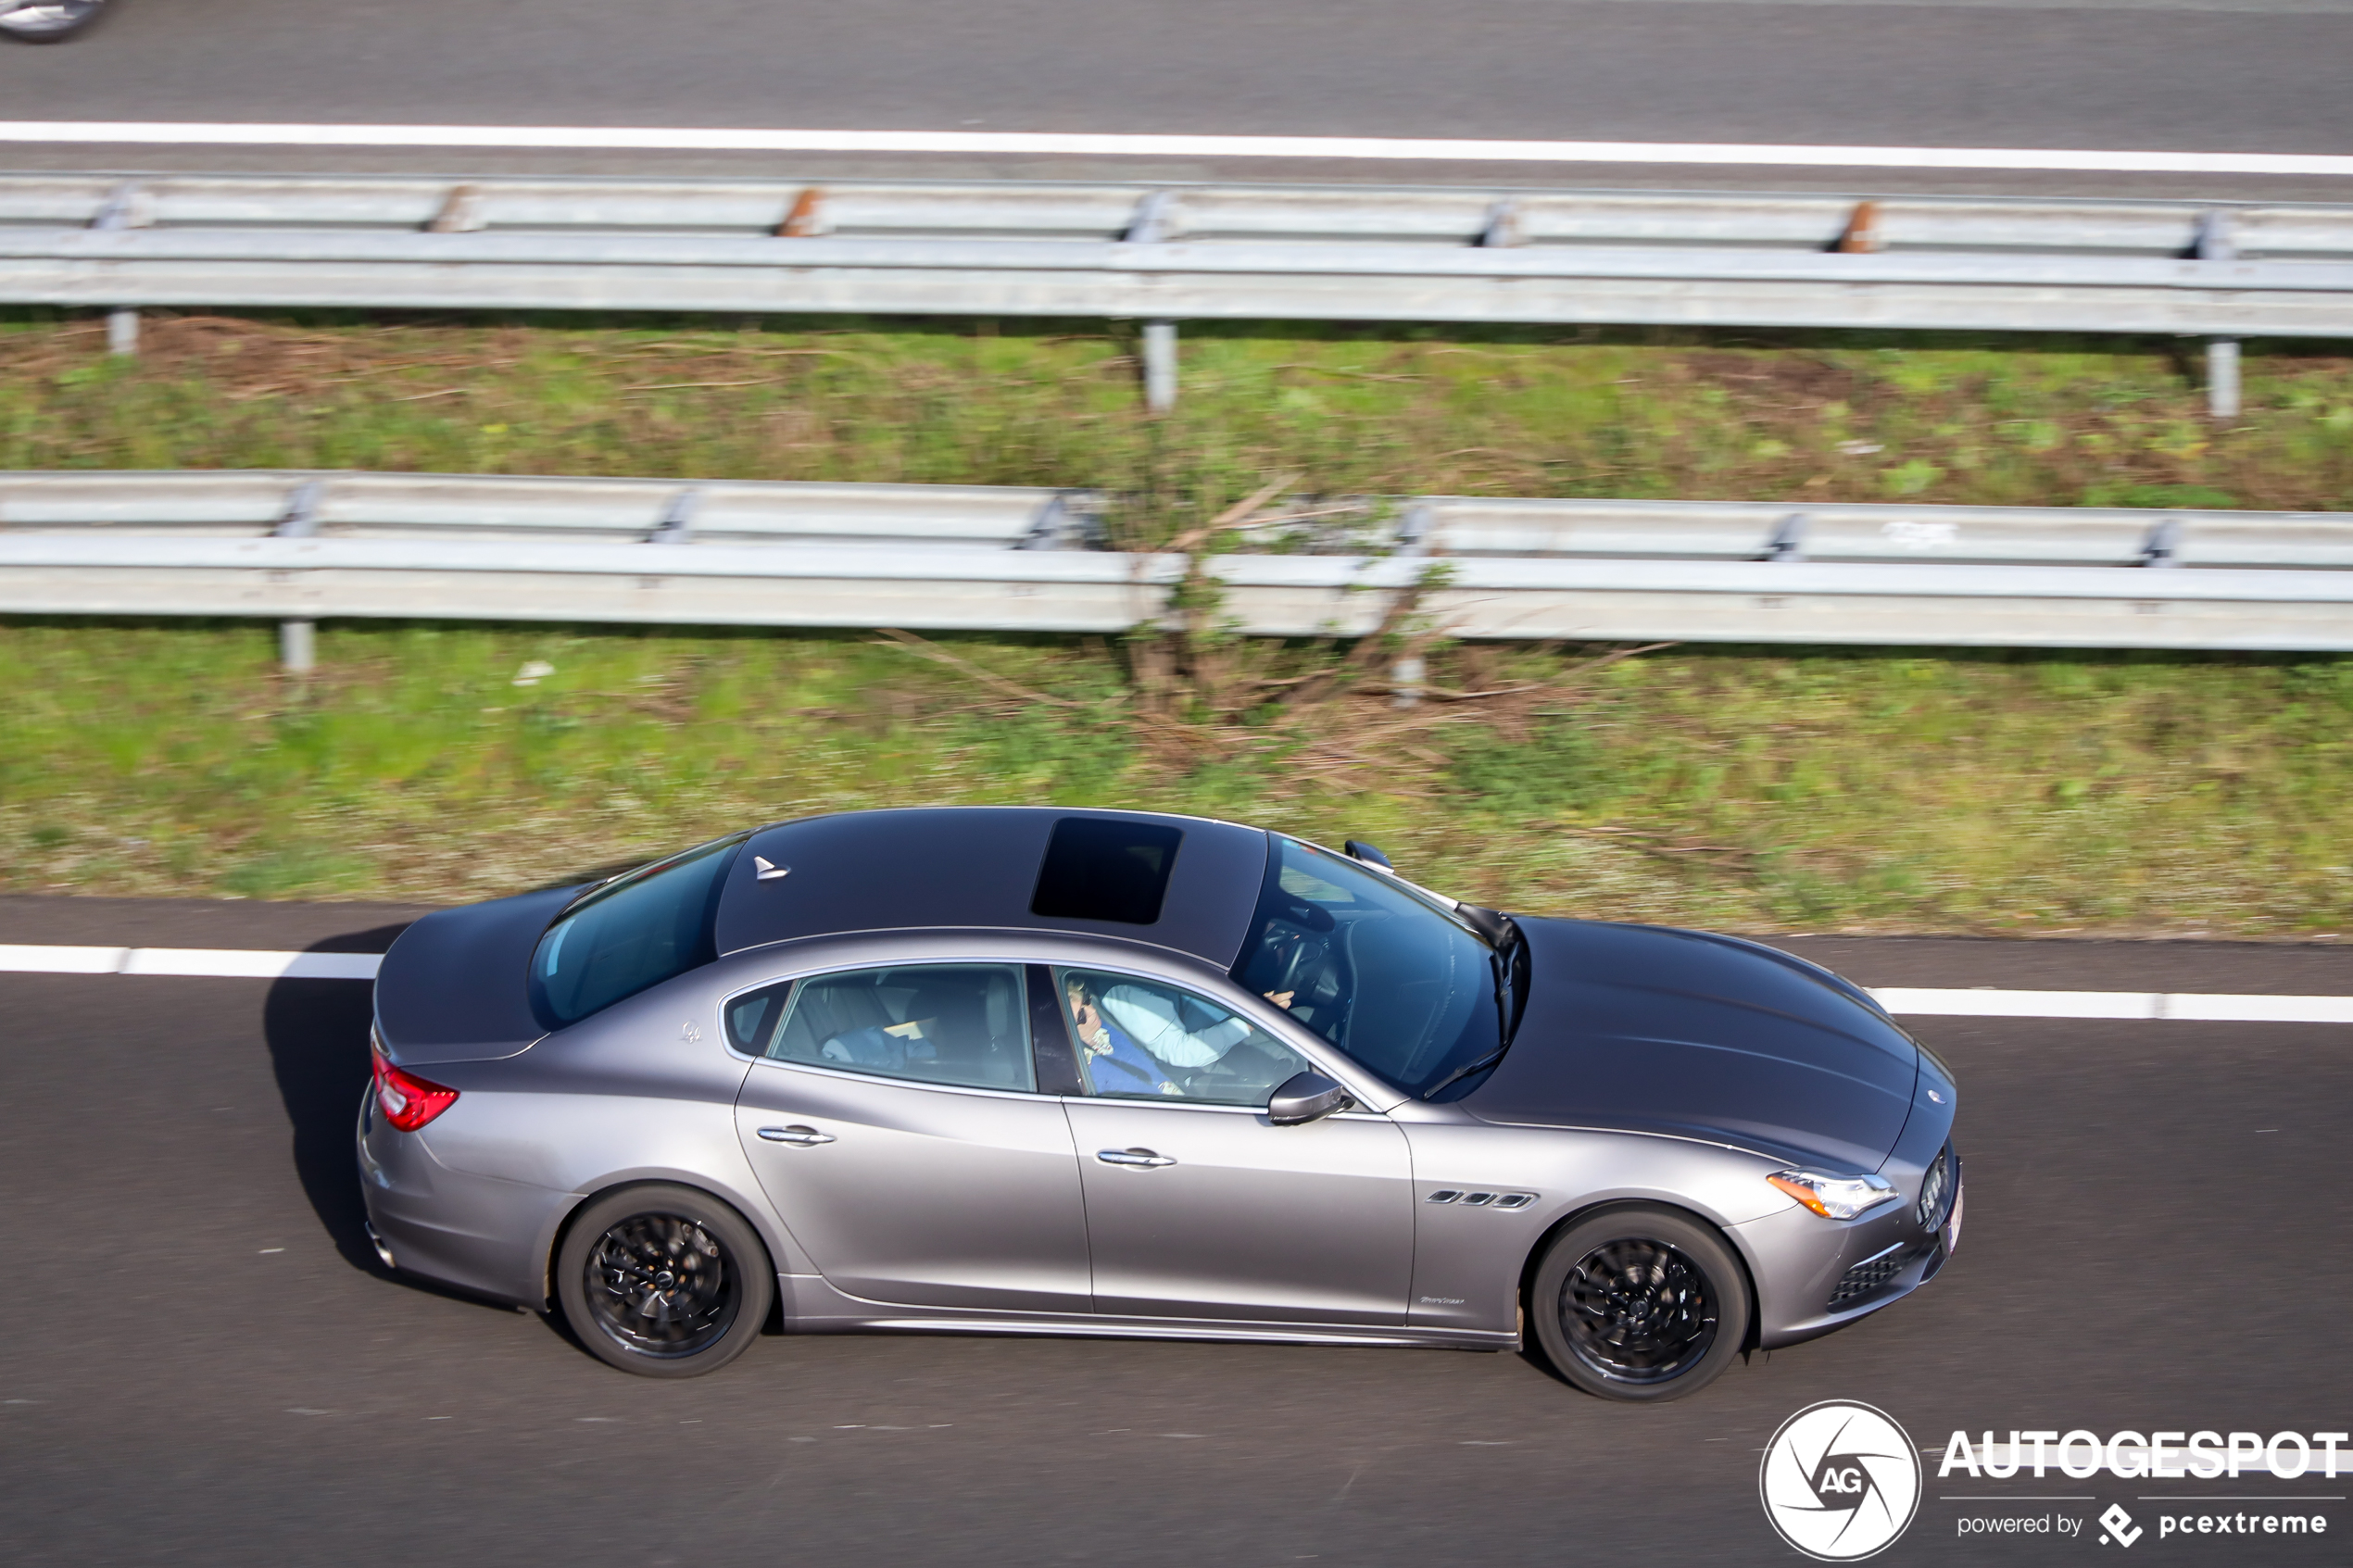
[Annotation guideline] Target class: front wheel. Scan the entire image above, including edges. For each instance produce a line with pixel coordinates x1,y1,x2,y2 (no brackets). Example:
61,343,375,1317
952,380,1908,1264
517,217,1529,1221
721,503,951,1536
556,1184,774,1378
0,0,109,41
1529,1206,1751,1402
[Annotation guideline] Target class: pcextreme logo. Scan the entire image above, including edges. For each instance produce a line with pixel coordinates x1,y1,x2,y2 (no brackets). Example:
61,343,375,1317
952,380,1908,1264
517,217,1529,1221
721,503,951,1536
1760,1400,1924,1562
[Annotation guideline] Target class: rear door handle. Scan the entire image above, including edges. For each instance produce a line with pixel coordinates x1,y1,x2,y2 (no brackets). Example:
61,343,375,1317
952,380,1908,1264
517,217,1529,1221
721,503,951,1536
1097,1148,1176,1168
758,1125,836,1146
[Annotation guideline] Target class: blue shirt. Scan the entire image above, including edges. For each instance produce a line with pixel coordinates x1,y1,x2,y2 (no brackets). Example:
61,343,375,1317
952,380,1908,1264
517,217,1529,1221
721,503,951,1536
1082,1024,1177,1097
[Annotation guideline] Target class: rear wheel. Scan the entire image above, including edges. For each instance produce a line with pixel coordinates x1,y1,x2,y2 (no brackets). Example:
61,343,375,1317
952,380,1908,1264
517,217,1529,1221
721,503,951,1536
556,1185,773,1378
1529,1206,1750,1402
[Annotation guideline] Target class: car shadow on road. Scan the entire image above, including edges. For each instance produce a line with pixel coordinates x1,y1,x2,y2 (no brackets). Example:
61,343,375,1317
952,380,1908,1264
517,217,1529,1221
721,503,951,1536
261,921,520,1315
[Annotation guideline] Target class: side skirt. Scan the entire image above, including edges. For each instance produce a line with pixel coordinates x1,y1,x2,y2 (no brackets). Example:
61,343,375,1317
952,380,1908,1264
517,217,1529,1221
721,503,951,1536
776,1273,1515,1351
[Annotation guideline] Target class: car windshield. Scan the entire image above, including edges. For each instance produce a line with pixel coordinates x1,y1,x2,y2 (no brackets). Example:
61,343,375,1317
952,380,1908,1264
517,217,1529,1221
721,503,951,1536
1230,836,1509,1098
529,834,746,1028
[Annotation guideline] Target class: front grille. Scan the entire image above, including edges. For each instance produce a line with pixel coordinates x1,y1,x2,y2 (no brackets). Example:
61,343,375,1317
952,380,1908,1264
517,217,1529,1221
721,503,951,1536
1828,1247,1918,1311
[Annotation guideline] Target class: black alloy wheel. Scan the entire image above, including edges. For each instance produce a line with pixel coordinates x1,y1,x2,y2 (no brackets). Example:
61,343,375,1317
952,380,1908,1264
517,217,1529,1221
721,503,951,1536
588,1214,737,1355
556,1184,774,1377
1529,1207,1751,1402
1560,1238,1717,1382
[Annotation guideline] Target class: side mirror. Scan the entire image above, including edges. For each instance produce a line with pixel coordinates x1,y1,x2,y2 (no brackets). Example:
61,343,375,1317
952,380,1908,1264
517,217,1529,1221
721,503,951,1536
1267,1070,1354,1125
1343,840,1394,872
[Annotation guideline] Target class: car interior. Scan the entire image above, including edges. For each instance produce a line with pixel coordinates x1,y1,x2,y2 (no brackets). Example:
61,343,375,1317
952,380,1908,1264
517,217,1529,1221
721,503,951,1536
766,963,1034,1090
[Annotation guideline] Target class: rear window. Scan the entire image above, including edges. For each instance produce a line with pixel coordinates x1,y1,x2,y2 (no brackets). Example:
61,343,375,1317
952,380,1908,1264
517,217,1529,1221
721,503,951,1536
1029,817,1183,925
529,834,745,1028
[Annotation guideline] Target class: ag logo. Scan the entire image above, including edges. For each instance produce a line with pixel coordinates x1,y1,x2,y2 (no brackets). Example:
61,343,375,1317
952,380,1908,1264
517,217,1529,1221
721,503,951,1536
1758,1400,1922,1562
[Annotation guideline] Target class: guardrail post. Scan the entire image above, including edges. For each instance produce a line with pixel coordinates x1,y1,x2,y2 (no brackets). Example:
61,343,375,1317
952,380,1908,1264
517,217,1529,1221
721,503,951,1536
1762,512,1809,562
2138,516,2183,568
280,620,317,673
1141,321,1178,414
1390,504,1435,708
1125,193,1183,413
648,487,699,545
2195,212,2241,420
1478,198,1523,249
1834,200,1885,254
92,182,149,358
426,183,486,234
273,479,325,674
777,187,830,238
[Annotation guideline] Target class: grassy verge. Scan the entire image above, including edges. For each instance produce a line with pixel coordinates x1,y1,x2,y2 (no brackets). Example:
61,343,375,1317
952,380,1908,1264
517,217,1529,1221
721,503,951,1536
5,310,2348,934
4,621,2347,937
2,312,2350,519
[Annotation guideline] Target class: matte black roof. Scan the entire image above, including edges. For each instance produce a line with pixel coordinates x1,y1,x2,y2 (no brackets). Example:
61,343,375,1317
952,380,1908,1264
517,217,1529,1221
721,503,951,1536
713,807,1270,968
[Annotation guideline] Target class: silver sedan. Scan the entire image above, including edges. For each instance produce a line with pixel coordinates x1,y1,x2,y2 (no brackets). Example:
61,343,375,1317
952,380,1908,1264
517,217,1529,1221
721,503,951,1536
359,807,1960,1400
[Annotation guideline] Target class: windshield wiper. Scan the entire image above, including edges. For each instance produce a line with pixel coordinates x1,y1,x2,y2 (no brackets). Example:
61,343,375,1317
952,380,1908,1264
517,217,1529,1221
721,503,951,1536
1423,1041,1513,1100
1422,912,1529,1102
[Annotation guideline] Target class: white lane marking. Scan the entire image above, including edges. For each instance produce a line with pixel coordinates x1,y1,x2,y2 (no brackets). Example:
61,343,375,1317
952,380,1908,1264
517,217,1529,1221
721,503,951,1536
0,945,2345,1020
1874,987,2353,1023
120,947,382,980
0,946,381,979
3,122,2352,177
1872,986,2163,1020
2163,991,2353,1023
0,944,129,973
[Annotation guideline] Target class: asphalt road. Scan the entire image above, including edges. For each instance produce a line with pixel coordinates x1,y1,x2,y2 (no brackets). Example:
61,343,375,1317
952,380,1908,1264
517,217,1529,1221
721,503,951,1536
0,894,2347,1564
6,0,2353,198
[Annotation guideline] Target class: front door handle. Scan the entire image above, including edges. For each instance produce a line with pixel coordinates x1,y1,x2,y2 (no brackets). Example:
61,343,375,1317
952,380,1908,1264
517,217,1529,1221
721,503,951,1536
758,1125,836,1146
1097,1148,1176,1168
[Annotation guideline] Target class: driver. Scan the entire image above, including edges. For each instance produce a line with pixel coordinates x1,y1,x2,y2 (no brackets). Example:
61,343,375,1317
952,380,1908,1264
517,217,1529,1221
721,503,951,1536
1063,976,1182,1097
1098,982,1250,1066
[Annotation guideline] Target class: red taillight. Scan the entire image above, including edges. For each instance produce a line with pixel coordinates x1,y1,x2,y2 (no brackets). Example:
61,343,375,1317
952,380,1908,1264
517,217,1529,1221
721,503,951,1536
371,1043,459,1132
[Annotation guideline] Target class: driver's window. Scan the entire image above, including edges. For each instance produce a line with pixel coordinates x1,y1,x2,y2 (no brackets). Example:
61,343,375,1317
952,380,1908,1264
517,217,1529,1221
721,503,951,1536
1053,968,1308,1107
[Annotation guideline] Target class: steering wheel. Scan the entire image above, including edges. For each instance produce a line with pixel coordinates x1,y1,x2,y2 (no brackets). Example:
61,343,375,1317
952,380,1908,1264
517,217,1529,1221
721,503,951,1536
1271,928,1326,998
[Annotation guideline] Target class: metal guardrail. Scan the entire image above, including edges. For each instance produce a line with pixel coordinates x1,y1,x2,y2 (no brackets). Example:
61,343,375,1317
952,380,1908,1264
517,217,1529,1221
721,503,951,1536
6,173,2353,412
0,470,1103,551
5,469,2351,656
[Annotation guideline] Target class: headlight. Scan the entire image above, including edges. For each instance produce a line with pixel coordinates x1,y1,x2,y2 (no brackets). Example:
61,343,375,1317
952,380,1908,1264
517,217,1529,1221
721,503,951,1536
1768,1169,1900,1221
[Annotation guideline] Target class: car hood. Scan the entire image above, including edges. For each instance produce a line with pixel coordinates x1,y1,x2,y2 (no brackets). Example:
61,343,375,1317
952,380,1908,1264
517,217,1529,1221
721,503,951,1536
373,884,579,1064
1463,918,1919,1172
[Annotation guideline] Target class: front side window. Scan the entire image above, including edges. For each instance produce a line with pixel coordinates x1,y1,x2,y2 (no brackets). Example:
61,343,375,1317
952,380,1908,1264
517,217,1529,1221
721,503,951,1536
765,964,1033,1092
1054,968,1307,1107
1230,837,1504,1098
529,834,746,1029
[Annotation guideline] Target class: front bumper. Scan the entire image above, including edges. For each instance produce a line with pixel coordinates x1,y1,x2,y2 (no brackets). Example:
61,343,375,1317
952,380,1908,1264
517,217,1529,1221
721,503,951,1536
1739,1152,1962,1349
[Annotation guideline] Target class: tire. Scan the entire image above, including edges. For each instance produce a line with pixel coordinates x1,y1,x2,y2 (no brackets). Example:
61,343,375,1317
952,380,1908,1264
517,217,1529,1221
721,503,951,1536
1529,1205,1751,1402
0,0,109,42
556,1184,774,1379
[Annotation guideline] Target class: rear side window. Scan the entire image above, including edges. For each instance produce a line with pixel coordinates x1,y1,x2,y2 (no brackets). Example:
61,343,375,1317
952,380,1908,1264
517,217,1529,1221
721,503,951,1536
725,981,794,1056
529,834,745,1028
1030,817,1183,925
765,963,1033,1092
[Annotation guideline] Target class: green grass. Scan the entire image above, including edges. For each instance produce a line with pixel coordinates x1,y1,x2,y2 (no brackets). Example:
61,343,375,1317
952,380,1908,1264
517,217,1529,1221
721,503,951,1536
5,621,2348,937
5,310,2349,933
1,312,2349,524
